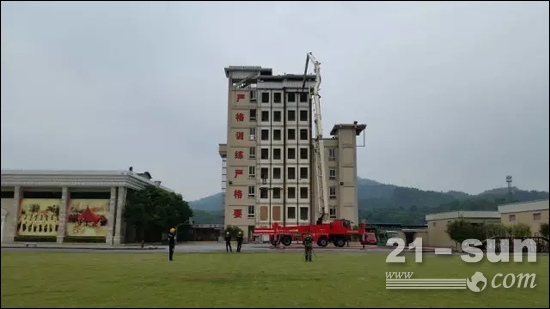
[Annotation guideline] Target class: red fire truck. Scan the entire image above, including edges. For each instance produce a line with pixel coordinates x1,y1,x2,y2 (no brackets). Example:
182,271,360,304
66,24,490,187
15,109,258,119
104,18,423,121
253,218,368,248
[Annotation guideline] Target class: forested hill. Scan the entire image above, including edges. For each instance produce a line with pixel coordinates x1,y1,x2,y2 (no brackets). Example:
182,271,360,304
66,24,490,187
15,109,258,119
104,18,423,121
190,178,549,225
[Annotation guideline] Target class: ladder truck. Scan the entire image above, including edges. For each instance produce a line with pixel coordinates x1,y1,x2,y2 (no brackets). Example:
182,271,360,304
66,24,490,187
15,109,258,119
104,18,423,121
303,52,330,224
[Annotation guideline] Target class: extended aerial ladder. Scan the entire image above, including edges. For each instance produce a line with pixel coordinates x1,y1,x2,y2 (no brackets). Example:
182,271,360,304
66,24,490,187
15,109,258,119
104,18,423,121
303,52,329,224
253,54,369,245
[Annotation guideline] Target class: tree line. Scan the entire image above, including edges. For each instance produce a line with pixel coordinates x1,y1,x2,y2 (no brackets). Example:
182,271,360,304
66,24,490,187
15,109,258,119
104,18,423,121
124,185,193,242
358,196,548,225
446,218,549,247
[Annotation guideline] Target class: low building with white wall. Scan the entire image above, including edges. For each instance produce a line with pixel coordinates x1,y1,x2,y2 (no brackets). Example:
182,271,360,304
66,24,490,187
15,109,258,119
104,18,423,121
1,169,173,245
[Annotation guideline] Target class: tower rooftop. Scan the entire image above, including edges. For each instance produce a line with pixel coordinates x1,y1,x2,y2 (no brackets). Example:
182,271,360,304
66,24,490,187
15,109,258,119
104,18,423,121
330,123,367,136
224,66,273,78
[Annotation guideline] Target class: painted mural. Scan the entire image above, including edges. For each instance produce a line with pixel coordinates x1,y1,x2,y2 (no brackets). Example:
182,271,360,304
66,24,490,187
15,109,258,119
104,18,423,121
17,199,60,236
66,199,109,237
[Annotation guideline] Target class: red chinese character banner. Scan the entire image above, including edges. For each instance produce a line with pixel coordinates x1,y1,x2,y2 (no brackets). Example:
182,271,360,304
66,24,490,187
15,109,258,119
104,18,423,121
234,169,243,178
233,208,243,219
236,93,245,102
235,131,244,140
233,189,243,199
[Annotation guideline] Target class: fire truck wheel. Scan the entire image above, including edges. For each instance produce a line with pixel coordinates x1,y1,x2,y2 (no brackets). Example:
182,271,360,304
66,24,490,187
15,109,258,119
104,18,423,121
334,238,346,248
281,236,292,246
317,237,328,247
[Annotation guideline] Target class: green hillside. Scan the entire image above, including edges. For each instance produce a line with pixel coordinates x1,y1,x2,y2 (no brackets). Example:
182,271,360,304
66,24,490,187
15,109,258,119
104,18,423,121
192,209,224,225
188,193,223,212
189,178,549,225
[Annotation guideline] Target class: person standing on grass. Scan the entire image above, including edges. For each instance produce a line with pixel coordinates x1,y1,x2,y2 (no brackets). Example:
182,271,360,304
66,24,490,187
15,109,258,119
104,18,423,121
303,233,314,262
224,230,233,252
168,228,176,261
236,230,244,252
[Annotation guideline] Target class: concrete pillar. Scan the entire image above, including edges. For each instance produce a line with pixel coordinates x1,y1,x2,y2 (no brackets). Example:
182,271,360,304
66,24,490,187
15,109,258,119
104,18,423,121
113,187,127,245
105,187,117,245
10,186,21,242
56,187,68,244
1,208,7,244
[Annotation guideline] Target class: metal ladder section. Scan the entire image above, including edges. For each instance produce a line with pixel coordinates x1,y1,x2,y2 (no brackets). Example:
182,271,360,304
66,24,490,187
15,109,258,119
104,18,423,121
307,52,330,220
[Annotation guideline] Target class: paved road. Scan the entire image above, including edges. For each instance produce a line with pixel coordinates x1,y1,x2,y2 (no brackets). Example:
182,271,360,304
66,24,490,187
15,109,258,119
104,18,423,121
4,244,545,257
1,243,402,254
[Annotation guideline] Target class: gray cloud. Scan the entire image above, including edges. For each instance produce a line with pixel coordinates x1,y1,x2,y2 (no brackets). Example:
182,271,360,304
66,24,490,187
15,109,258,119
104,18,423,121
2,1,548,200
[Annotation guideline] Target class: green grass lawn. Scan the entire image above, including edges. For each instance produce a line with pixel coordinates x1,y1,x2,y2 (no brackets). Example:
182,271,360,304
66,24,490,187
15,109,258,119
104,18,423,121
1,251,548,308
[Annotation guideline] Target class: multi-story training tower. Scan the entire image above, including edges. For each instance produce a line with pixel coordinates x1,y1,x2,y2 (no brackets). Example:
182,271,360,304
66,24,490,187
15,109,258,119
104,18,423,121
218,54,366,240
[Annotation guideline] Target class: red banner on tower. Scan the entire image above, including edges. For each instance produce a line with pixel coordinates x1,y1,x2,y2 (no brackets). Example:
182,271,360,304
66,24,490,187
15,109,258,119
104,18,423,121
233,209,243,218
234,169,243,178
235,131,244,140
233,189,243,199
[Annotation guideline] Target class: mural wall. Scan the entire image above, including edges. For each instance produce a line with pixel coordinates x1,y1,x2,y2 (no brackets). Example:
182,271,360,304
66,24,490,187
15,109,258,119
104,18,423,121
17,199,61,236
66,199,110,237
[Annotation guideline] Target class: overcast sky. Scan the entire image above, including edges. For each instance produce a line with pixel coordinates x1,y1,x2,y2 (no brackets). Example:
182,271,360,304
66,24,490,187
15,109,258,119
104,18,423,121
1,1,548,201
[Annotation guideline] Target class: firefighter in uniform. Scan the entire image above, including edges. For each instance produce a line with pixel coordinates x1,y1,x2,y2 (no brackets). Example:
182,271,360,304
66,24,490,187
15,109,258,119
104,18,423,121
224,231,233,252
236,230,244,252
303,233,313,262
167,228,176,261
